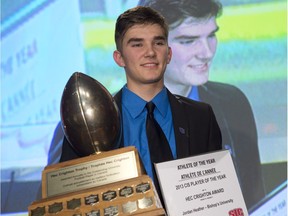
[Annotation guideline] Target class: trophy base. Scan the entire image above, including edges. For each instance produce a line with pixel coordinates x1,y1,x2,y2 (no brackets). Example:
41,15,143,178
29,175,165,216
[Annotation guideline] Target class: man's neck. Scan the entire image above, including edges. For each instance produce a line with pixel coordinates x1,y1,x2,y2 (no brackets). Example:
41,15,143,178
126,82,164,101
164,79,191,97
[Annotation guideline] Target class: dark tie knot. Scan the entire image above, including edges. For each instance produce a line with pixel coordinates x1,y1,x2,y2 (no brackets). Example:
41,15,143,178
146,101,155,117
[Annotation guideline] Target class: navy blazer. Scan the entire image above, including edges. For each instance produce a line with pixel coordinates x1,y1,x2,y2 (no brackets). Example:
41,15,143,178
198,81,265,210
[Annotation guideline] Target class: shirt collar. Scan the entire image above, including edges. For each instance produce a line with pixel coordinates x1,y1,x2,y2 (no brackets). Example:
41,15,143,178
122,85,169,118
151,87,169,118
188,86,200,101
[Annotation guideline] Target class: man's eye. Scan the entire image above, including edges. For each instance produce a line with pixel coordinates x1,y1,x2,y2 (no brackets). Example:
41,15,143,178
155,41,165,46
178,39,195,45
131,43,142,47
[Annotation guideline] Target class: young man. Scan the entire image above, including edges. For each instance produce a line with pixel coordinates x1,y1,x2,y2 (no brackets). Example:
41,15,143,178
59,6,222,200
139,0,265,210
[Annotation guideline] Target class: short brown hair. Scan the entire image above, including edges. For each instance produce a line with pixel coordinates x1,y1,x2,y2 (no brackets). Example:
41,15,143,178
139,0,222,30
114,6,169,51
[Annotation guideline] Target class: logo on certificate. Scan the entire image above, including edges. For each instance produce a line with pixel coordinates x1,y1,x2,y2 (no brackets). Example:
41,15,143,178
229,208,244,216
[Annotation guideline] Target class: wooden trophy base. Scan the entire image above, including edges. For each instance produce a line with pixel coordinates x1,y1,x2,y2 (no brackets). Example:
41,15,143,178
29,175,165,216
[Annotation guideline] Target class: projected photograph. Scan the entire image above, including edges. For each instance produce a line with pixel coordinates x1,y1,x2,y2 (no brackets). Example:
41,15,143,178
1,0,286,215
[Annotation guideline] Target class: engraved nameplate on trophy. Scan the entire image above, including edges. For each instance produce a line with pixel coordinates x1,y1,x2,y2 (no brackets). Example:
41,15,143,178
29,175,165,216
42,146,145,198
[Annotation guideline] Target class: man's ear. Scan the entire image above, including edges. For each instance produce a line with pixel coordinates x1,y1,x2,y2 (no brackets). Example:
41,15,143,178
113,50,125,67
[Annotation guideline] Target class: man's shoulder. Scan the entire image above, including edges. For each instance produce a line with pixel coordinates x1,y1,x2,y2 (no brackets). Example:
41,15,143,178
203,81,244,94
198,81,254,117
171,92,212,112
201,81,248,100
174,94,201,104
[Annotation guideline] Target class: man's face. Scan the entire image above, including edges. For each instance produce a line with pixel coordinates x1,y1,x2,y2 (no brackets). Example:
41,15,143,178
113,24,172,90
166,17,218,87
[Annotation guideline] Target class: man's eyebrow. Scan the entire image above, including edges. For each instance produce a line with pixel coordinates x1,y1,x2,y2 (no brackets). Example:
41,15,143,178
154,35,166,41
173,26,220,41
127,38,143,44
127,35,166,44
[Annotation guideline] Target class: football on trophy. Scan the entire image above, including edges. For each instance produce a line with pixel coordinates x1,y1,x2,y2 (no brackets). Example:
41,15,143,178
60,72,121,156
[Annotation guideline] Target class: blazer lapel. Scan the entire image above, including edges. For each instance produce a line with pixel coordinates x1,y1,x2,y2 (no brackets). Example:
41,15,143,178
167,90,190,159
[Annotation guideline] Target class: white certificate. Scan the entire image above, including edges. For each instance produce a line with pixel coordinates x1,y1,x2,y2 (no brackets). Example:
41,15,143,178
155,150,248,216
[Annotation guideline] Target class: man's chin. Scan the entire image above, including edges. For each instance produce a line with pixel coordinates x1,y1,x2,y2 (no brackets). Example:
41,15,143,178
187,79,208,86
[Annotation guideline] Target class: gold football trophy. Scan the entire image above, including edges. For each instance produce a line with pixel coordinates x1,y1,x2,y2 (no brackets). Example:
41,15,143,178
28,72,165,216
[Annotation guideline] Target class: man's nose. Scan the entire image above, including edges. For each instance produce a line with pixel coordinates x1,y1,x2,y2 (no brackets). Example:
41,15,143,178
197,39,214,59
145,45,156,57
